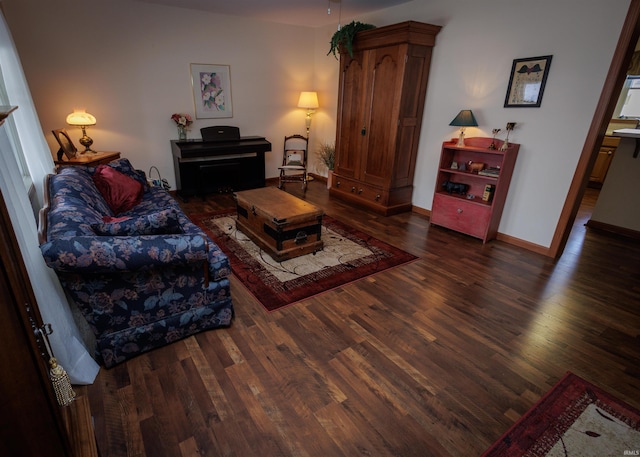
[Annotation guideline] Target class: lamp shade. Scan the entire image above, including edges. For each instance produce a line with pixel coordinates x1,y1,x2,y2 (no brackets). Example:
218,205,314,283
298,91,319,109
449,110,478,127
66,111,96,126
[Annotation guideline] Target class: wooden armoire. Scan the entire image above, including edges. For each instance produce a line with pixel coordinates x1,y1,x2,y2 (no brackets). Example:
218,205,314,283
330,21,441,215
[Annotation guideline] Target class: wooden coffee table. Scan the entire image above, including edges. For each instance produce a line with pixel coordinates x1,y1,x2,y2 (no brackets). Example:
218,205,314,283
234,187,324,262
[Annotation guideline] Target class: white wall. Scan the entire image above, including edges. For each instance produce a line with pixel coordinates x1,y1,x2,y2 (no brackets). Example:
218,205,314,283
3,0,633,249
310,26,342,174
316,0,632,248
3,0,317,188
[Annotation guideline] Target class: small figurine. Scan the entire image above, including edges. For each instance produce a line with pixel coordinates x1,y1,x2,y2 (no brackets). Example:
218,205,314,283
467,161,486,173
489,128,501,150
500,122,516,151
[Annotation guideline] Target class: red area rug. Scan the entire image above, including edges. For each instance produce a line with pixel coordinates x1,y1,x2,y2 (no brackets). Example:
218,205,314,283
482,372,640,456
191,211,418,311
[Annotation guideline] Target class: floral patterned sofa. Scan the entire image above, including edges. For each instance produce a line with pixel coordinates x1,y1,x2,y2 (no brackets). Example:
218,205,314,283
39,158,233,368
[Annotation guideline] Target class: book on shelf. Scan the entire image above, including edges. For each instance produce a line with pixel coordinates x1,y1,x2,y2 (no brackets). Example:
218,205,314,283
478,167,500,177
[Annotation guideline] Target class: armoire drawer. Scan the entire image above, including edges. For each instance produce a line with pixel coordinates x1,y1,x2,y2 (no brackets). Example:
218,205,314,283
332,175,388,206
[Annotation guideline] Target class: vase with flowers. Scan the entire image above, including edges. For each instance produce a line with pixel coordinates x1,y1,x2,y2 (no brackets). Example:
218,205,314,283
171,113,193,140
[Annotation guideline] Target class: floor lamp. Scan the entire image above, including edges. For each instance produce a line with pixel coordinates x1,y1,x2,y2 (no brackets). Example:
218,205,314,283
298,91,319,137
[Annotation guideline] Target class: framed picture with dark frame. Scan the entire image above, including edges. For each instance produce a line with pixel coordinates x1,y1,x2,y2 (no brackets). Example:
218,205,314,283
504,55,553,108
190,63,233,119
52,128,78,160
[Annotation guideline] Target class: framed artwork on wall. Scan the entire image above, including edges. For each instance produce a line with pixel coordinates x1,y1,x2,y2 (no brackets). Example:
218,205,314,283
190,63,233,119
51,128,78,160
504,55,553,108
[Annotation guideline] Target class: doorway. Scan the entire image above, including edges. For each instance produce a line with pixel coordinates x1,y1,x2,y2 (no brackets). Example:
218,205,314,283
550,0,640,258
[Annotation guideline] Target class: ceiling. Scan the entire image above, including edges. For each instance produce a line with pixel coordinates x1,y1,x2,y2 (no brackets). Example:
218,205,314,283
133,0,412,27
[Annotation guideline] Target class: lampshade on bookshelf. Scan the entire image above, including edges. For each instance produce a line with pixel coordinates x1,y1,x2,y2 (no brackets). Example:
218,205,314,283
449,110,478,147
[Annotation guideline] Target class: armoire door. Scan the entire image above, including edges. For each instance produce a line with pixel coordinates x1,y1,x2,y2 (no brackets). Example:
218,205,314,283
335,49,368,180
393,44,434,189
361,44,405,189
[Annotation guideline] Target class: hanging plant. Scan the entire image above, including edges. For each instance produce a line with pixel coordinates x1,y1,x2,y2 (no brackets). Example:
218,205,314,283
327,21,376,59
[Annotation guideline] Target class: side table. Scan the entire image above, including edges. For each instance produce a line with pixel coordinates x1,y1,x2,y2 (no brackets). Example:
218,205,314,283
55,151,121,168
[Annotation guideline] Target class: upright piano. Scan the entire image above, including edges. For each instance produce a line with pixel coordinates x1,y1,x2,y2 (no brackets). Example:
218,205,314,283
171,126,271,199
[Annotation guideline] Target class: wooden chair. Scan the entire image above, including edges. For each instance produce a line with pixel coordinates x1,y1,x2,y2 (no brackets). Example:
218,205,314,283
278,134,309,191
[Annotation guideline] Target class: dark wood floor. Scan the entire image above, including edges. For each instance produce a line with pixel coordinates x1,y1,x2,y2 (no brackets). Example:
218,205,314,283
87,182,640,456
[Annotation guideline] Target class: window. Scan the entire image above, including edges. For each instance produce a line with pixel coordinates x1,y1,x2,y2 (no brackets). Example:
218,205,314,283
617,76,640,119
0,64,30,184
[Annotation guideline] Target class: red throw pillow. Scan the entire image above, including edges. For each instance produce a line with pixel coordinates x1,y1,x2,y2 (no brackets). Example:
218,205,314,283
92,165,144,214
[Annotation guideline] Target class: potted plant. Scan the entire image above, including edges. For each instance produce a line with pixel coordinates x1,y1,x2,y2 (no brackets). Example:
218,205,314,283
327,21,376,59
316,141,335,188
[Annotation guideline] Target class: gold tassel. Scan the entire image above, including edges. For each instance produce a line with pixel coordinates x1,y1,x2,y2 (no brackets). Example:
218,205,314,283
48,357,76,407
36,323,76,407
26,314,76,406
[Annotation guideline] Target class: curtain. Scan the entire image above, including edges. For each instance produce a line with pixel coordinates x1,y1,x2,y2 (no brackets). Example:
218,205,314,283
0,11,99,384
